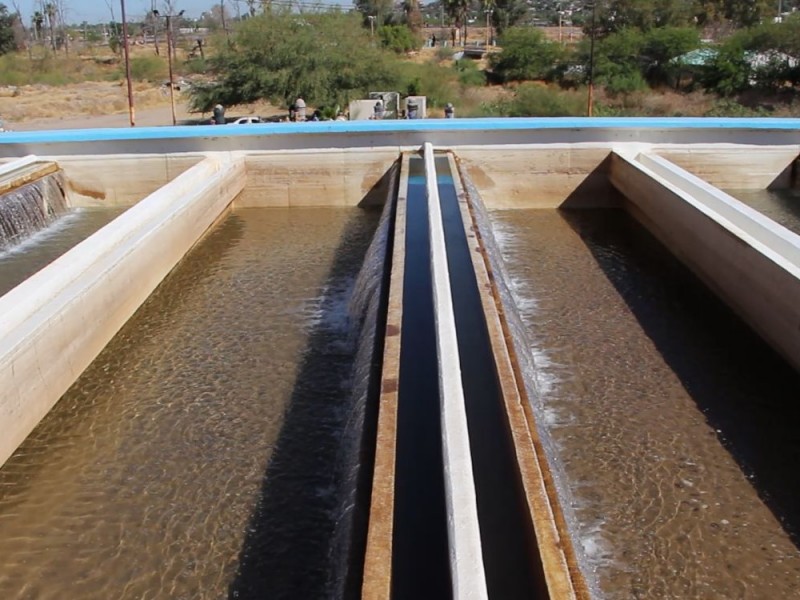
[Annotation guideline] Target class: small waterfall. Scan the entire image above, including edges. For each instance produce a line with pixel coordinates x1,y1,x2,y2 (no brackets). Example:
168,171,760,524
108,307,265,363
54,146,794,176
328,190,395,600
0,172,68,251
456,161,598,596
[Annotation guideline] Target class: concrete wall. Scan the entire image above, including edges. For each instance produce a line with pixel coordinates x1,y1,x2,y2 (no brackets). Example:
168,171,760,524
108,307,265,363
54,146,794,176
610,151,800,372
456,146,620,208
238,149,400,207
58,153,204,206
654,145,800,189
0,154,246,468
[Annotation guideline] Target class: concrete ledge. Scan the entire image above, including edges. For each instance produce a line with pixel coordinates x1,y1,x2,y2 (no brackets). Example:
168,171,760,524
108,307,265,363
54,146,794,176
653,145,800,189
0,154,246,468
424,143,488,599
0,155,59,196
362,154,408,600
610,151,800,372
452,153,589,599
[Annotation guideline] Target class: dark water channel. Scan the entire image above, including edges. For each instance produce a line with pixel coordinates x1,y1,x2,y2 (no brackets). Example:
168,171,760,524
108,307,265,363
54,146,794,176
0,207,379,600
491,208,800,599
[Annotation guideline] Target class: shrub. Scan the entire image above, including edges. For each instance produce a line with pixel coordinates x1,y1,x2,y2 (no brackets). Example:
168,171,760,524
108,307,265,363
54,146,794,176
489,27,563,82
503,83,585,117
130,56,167,82
453,59,485,86
377,25,419,54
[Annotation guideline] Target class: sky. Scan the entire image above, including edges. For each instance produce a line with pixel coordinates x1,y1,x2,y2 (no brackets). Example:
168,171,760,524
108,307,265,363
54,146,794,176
16,0,352,25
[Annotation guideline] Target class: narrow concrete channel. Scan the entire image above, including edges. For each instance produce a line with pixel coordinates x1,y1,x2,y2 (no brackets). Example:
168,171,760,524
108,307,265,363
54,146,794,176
391,155,453,599
436,155,548,599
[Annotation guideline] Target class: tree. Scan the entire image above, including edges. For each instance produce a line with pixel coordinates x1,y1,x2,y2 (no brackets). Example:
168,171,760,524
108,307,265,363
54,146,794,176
354,0,394,27
492,0,528,34
189,11,398,112
44,1,55,51
0,4,17,54
489,27,564,82
443,0,469,42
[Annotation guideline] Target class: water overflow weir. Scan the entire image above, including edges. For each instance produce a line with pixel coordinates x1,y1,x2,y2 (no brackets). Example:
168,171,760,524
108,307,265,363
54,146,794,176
0,120,799,599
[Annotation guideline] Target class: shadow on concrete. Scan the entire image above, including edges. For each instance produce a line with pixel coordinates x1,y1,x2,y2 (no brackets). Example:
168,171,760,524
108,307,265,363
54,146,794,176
560,154,624,209
227,208,384,600
562,208,800,547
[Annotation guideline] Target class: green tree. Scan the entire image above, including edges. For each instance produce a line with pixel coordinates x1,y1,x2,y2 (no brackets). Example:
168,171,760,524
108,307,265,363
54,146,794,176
378,24,419,53
190,11,399,112
492,0,528,34
354,0,395,27
641,26,701,84
0,4,16,54
489,27,563,82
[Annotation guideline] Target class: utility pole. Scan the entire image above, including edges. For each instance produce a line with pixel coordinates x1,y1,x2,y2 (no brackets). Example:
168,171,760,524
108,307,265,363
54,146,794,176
120,0,135,126
587,1,597,117
153,9,185,126
484,8,492,46
368,15,375,37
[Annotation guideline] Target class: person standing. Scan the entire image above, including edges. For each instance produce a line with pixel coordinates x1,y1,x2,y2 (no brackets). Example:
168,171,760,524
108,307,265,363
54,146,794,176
373,96,385,120
444,102,455,118
294,97,307,121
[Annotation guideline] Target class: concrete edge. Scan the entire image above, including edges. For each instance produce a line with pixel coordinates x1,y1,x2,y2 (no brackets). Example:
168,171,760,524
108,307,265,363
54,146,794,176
361,153,408,600
450,152,589,600
609,151,800,372
424,143,489,600
636,152,800,276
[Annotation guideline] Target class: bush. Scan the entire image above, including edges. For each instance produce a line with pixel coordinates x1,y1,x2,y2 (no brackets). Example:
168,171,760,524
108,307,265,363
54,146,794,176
497,83,585,117
130,56,167,82
377,25,419,54
489,27,563,82
392,61,459,108
453,59,485,86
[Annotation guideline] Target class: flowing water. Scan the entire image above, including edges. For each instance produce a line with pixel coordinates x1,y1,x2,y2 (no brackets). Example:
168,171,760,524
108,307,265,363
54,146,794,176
0,207,380,600
0,206,127,297
489,208,800,599
0,173,68,250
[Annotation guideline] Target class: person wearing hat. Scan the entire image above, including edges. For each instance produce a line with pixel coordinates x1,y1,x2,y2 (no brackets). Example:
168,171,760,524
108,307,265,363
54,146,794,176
444,102,455,118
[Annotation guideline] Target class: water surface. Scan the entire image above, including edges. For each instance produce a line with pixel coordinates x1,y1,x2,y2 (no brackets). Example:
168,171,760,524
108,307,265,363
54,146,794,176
491,208,800,599
0,207,378,600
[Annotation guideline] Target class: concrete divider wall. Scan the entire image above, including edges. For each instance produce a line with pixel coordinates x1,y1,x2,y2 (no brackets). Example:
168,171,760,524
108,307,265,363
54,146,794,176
653,145,800,189
0,154,246,468
456,145,619,209
610,151,800,372
56,153,205,206
239,149,400,207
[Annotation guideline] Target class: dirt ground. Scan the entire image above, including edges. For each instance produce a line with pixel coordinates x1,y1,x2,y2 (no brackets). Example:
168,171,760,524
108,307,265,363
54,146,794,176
0,81,283,131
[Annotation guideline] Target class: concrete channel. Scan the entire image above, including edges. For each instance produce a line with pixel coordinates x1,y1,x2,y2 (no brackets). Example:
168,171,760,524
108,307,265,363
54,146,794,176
0,119,799,598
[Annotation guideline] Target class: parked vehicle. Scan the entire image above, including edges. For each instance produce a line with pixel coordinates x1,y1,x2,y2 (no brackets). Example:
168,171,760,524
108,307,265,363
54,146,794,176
230,117,262,125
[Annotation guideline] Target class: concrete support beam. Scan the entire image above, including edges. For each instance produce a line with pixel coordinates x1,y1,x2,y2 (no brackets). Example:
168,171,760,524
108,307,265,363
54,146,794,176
610,151,800,372
0,154,246,468
424,143,489,600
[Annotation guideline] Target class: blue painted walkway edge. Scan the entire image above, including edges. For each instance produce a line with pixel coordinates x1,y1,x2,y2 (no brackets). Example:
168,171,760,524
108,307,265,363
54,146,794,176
1,117,798,145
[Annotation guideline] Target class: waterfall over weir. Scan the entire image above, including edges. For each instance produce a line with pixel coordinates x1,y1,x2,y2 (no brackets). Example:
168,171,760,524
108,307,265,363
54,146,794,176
0,172,68,251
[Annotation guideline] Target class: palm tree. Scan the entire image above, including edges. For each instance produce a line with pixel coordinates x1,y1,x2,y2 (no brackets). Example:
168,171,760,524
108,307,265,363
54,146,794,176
32,11,44,42
44,2,56,51
444,0,470,46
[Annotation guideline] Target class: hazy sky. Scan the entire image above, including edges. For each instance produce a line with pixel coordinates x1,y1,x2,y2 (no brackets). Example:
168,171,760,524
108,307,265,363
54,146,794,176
17,1,352,24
